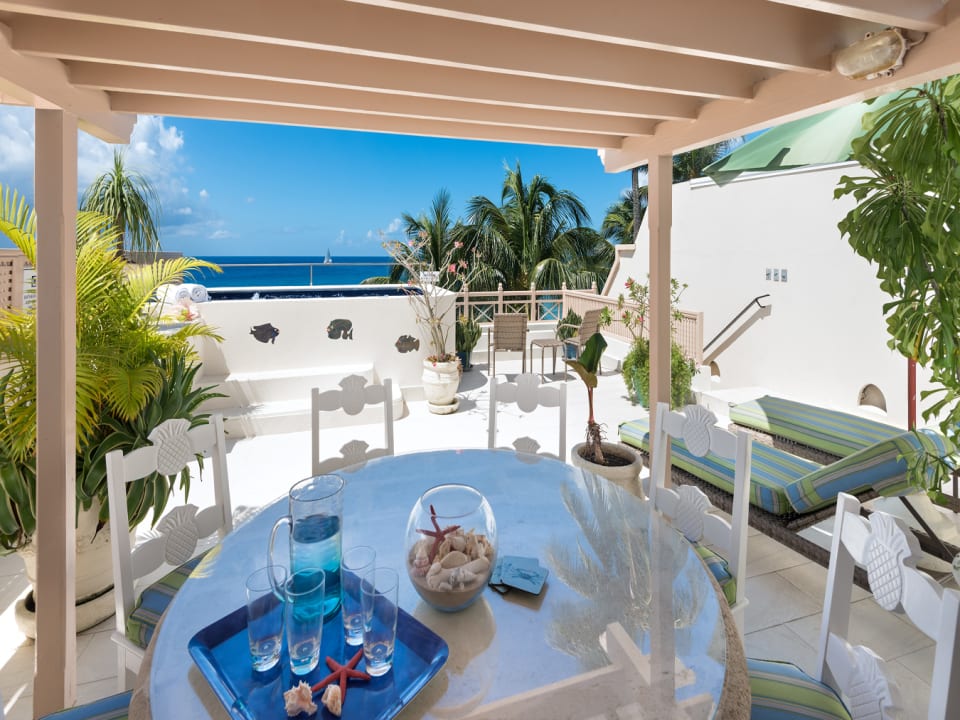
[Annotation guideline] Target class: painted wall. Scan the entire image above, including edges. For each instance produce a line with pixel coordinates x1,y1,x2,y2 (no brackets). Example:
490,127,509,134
609,162,936,428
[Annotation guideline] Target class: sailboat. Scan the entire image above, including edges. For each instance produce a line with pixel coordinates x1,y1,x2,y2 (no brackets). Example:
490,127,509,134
324,249,332,264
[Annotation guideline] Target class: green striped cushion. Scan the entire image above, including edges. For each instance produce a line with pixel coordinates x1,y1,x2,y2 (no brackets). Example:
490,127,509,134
748,658,851,720
786,429,951,514
125,551,207,648
619,418,818,515
691,542,737,607
730,395,900,458
39,692,132,720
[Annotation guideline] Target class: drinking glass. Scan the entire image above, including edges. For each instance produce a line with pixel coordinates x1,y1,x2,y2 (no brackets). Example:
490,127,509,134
342,546,376,646
362,567,399,677
269,474,344,621
285,567,326,676
245,565,286,672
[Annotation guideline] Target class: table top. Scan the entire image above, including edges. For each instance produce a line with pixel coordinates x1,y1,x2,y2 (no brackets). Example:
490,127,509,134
147,449,730,719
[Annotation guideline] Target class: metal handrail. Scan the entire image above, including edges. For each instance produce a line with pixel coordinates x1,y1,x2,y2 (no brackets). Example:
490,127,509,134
703,294,770,352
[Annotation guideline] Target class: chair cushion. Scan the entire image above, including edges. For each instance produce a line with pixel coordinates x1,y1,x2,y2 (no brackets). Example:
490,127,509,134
691,542,737,607
729,395,900,458
125,551,208,648
39,691,132,719
619,418,818,515
748,658,851,720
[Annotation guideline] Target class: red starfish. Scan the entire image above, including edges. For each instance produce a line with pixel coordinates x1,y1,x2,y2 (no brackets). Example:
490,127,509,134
417,503,461,563
311,649,371,702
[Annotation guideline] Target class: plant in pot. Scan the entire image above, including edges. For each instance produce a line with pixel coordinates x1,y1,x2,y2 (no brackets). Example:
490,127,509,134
617,276,695,408
0,187,222,633
556,308,582,359
455,313,481,371
565,332,643,494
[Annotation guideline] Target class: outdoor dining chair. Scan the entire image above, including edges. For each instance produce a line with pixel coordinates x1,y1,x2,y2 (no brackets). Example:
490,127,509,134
105,414,233,690
748,492,960,719
558,308,602,360
649,402,752,632
311,375,395,474
488,372,567,459
487,313,527,376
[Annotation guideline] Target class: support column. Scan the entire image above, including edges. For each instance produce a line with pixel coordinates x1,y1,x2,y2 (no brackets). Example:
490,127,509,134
648,154,673,426
33,109,78,717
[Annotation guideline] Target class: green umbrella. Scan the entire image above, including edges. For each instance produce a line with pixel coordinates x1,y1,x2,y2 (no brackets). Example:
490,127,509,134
703,92,898,185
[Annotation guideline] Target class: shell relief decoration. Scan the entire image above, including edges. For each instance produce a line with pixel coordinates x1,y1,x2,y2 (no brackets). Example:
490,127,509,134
148,419,194,476
680,406,717,457
864,513,919,612
338,375,373,415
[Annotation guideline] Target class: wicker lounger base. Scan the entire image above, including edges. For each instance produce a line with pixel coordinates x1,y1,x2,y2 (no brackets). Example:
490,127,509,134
728,423,843,466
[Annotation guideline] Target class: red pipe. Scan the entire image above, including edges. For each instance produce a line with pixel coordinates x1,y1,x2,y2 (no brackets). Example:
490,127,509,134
908,358,917,430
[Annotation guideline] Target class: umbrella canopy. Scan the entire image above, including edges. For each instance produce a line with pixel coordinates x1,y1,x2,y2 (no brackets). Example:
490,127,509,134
703,92,898,185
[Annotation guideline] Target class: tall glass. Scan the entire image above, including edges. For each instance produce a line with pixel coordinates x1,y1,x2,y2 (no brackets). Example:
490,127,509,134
285,567,326,676
362,567,399,677
269,475,344,621
245,565,286,672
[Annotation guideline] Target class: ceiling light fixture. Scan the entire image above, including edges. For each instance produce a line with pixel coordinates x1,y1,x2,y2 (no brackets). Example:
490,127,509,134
835,28,925,80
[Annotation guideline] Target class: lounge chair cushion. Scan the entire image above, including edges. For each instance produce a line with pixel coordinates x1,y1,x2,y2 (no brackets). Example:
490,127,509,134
730,395,900,458
747,658,851,720
125,551,208,649
620,418,818,515
785,429,951,514
691,542,737,607
38,691,132,719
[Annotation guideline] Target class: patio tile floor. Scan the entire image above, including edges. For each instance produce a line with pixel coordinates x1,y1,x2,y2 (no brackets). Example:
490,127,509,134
0,359,940,719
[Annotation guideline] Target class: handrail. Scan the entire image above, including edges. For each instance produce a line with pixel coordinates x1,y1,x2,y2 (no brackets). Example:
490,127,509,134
703,294,770,352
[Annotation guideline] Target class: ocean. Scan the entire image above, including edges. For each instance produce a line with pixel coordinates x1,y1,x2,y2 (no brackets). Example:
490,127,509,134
189,255,394,288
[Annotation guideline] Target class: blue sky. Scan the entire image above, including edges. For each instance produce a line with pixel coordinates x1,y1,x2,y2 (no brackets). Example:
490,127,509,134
0,105,634,257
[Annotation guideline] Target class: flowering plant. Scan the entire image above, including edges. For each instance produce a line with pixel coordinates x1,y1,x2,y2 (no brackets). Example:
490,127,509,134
384,232,476,363
617,275,687,342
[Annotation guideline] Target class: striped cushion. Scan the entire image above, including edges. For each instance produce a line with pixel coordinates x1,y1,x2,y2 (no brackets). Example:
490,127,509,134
748,658,851,720
691,542,737,606
620,418,818,515
786,429,951,514
39,692,132,720
730,395,900,458
125,552,207,648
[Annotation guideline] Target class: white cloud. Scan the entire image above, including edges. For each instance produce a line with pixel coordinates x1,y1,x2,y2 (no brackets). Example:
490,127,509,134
366,229,375,239
0,107,35,179
209,229,231,240
174,207,193,215
245,196,255,204
386,217,403,233
199,188,209,199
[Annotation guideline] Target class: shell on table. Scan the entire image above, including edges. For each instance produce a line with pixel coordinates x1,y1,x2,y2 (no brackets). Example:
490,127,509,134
410,528,495,593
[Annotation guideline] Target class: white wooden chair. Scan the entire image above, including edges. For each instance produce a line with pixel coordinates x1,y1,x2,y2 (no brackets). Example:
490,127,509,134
311,375,394,474
749,492,960,719
105,415,232,690
649,402,752,631
488,372,567,460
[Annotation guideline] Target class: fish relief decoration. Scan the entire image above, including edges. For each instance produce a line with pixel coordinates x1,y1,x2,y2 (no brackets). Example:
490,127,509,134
327,318,353,340
395,335,420,353
250,323,280,344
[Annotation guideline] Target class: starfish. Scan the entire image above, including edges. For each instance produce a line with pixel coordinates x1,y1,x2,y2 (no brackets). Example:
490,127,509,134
417,503,461,563
311,649,371,703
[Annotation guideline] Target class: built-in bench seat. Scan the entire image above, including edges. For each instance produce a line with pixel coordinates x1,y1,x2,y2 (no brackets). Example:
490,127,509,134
619,417,949,518
728,395,901,459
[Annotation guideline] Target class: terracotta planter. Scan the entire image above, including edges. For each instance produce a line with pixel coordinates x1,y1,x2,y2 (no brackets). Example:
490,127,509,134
570,442,644,498
422,359,461,414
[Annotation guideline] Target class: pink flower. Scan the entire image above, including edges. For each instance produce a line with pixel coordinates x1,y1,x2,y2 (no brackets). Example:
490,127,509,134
454,241,463,249
625,279,633,288
458,259,467,269
448,264,457,273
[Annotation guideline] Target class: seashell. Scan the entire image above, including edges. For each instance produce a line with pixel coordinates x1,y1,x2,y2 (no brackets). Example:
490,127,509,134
441,551,468,569
451,535,466,552
321,685,342,717
427,562,442,578
464,557,490,575
458,569,477,585
437,581,452,592
284,681,317,717
437,538,452,558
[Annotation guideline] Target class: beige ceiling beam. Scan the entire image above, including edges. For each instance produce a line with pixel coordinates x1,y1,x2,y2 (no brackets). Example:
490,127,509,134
69,64,656,136
6,9,758,99
11,21,705,119
108,93,627,149
0,22,132,142
344,0,867,73
600,11,960,172
768,0,950,32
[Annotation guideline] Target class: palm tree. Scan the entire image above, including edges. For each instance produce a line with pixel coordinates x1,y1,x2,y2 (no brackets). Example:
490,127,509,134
672,140,739,182
601,187,648,244
466,163,614,291
81,148,162,254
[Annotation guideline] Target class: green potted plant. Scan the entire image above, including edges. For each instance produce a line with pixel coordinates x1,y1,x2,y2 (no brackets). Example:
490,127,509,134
565,332,642,493
556,308,582,359
455,313,482,370
0,186,222,632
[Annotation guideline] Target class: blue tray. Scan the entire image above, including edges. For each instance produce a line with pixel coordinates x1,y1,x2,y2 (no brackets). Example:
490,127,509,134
189,601,448,719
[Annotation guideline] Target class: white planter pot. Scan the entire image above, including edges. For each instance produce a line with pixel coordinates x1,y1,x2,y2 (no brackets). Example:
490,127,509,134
570,442,644,498
422,359,461,414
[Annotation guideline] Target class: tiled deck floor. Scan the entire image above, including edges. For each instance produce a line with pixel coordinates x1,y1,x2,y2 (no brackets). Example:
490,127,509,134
0,359,939,719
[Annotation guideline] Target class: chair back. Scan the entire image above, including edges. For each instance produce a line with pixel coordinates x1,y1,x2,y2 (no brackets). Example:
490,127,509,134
488,314,528,376
488,373,567,459
578,309,602,339
311,375,395,474
649,402,752,628
105,415,232,682
817,493,960,719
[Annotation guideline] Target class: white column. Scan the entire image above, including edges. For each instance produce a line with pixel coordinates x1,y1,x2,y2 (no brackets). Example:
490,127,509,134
33,109,78,717
648,154,672,424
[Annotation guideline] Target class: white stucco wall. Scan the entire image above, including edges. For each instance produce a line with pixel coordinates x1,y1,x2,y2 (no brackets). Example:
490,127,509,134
609,163,935,428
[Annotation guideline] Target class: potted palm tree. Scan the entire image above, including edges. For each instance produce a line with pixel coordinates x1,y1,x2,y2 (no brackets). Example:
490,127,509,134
565,332,642,494
0,186,222,633
455,313,481,370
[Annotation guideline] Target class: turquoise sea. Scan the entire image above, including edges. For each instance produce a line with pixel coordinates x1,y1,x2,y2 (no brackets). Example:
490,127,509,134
190,255,394,288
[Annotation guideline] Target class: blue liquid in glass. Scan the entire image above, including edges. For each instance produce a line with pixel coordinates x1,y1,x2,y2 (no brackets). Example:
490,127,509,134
291,513,341,620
